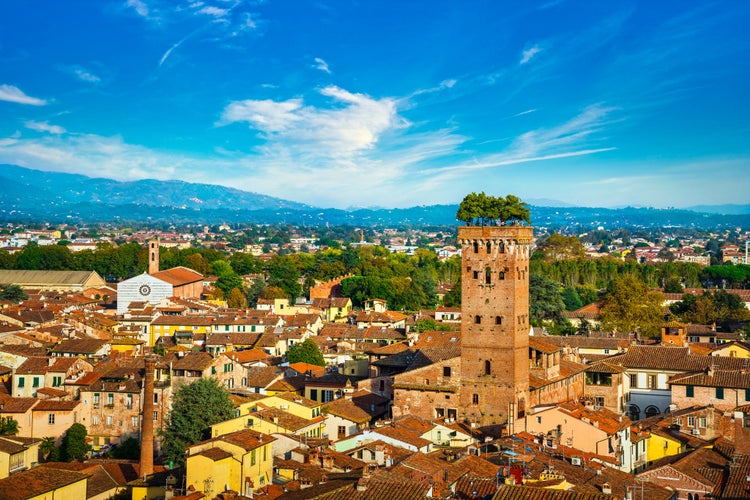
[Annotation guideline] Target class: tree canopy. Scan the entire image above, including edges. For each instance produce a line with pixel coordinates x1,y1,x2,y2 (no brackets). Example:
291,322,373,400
0,284,28,303
286,338,326,366
159,378,235,467
456,192,531,226
60,423,91,461
600,275,665,336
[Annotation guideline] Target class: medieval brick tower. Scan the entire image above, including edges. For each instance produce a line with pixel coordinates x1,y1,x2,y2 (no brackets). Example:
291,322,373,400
459,224,534,434
148,238,159,275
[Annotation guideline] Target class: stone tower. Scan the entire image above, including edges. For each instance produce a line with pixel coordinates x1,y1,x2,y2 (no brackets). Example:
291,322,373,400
148,238,159,275
458,224,533,434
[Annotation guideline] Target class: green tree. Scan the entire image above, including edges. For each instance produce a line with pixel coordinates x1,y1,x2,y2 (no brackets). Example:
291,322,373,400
561,286,583,311
456,192,483,225
0,284,28,303
0,417,18,435
529,274,566,325
40,437,56,461
442,278,462,307
500,194,531,225
536,234,586,261
108,437,140,459
600,275,665,337
286,338,325,366
260,285,288,300
159,378,235,467
61,423,91,461
412,318,456,333
227,288,247,308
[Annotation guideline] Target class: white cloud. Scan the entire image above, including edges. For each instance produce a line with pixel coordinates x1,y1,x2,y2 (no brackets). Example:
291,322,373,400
126,0,150,17
0,84,47,106
25,121,66,135
219,85,403,156
313,57,331,74
220,98,303,132
65,65,101,84
520,45,542,65
513,108,537,117
198,6,228,19
0,132,183,181
425,104,618,179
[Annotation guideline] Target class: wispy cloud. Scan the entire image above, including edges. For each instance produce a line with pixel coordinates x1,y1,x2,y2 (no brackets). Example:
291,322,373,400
25,121,66,135
520,44,542,65
426,104,618,179
513,108,537,117
62,65,102,84
125,0,150,18
313,57,331,74
0,84,47,106
219,85,404,156
159,33,194,67
197,5,228,20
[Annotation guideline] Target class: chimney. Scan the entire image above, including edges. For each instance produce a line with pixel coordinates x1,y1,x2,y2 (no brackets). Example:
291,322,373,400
148,238,159,275
140,355,157,477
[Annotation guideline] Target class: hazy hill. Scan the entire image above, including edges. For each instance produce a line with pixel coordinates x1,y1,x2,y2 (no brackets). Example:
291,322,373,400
0,165,748,229
0,164,309,212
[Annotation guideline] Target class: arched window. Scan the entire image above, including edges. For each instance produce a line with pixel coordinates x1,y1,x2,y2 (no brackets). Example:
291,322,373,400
485,266,492,284
486,241,491,253
475,315,482,324
498,241,505,253
628,404,641,421
645,405,660,418
484,360,491,375
473,394,479,405
495,316,502,325
473,241,479,253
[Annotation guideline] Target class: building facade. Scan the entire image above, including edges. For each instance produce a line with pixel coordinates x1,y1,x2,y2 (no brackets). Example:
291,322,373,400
458,225,533,433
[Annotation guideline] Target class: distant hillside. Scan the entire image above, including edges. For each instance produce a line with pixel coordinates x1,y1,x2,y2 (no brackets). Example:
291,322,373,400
687,204,750,215
0,164,748,229
0,164,310,213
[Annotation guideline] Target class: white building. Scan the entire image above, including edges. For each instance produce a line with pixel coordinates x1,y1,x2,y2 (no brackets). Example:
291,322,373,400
116,273,173,314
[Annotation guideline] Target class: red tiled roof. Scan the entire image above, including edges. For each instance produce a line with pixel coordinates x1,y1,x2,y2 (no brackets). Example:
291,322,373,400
151,266,203,286
0,466,89,500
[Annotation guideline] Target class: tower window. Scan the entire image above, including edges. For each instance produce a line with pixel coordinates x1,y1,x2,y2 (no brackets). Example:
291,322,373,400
498,241,505,253
443,367,451,377
473,241,479,253
499,271,505,280
473,271,479,280
472,394,479,405
486,242,491,253
495,316,502,325
475,315,482,324
484,360,491,375
485,267,492,284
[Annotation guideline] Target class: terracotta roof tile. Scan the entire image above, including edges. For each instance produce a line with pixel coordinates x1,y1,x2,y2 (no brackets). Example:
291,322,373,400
151,266,203,285
0,466,89,500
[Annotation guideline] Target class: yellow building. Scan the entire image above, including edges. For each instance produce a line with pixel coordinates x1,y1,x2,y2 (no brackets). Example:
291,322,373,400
711,341,750,358
645,428,687,464
186,428,275,496
149,316,213,346
212,392,325,439
0,436,40,479
0,465,88,499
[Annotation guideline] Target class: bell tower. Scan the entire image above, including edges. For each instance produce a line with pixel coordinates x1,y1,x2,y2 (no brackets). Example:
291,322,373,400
458,224,533,434
148,238,159,275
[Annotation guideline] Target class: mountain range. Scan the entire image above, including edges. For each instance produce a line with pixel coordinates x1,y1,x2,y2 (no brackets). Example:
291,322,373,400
1,164,748,229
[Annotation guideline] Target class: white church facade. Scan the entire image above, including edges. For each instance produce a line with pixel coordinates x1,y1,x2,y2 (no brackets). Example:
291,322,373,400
116,273,173,314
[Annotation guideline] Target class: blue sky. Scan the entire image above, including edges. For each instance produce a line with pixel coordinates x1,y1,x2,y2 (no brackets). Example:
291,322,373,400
1,1,748,209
